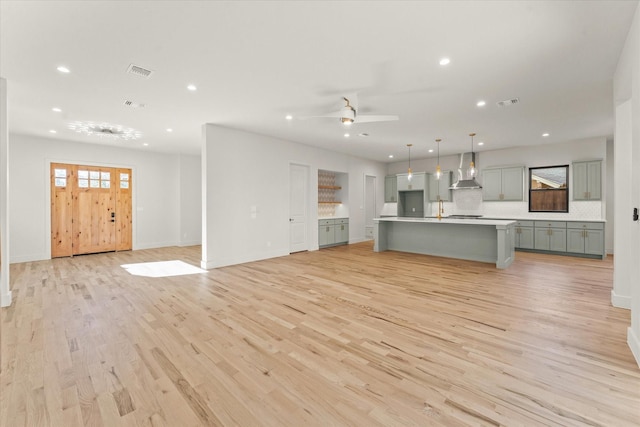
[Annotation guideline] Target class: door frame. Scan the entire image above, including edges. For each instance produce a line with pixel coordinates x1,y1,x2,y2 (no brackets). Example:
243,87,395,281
288,162,311,253
45,159,136,259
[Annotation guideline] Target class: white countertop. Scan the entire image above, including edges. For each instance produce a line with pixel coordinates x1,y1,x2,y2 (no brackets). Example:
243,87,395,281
480,216,606,222
375,217,516,226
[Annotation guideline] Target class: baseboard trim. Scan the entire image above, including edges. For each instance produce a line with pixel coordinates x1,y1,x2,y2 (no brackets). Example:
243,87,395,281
1,289,12,307
611,290,631,309
628,327,640,369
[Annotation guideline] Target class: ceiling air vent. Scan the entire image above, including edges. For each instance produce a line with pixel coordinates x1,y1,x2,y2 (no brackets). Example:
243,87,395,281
496,97,520,107
126,63,154,79
123,100,146,109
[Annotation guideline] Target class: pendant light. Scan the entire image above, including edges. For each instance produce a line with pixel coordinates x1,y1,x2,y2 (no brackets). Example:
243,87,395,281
435,138,442,180
467,133,477,178
406,143,413,181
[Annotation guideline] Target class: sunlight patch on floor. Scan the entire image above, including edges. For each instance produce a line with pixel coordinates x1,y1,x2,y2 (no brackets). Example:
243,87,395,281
121,260,206,277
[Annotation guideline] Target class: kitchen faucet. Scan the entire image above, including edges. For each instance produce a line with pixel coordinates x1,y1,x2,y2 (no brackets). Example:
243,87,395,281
437,199,444,220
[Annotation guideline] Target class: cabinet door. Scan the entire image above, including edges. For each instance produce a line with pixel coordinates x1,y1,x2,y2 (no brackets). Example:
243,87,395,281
482,169,503,201
501,167,524,201
319,225,334,246
384,176,397,202
534,228,550,250
519,227,534,249
549,228,567,252
335,223,349,244
427,173,438,202
587,161,601,200
573,162,588,200
397,174,410,192
567,229,585,253
439,171,452,202
584,229,604,255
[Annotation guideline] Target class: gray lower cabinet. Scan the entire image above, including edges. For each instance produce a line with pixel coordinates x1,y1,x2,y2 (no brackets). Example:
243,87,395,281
534,221,567,252
514,220,534,249
566,222,604,255
319,218,349,248
384,175,397,202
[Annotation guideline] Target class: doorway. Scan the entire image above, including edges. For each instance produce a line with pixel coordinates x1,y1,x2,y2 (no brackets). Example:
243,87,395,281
289,163,309,253
51,163,132,257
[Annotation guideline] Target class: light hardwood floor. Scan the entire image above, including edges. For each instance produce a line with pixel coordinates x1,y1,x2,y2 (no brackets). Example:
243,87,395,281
1,243,639,426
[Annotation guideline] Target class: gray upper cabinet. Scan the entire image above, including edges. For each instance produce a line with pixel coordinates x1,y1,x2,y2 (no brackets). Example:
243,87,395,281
397,173,426,192
384,175,397,202
427,171,452,202
573,160,601,200
482,166,524,201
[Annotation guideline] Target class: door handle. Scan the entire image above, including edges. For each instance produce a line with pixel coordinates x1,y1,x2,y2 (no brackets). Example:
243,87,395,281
110,211,116,222
289,218,294,222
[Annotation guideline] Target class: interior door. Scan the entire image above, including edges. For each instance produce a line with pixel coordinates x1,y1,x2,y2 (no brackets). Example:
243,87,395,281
289,164,308,253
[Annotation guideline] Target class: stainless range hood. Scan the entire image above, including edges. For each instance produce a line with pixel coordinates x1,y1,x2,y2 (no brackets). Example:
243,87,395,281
449,152,482,190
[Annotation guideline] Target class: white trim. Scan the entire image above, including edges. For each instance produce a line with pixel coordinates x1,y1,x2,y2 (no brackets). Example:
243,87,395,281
202,248,289,269
628,327,640,368
611,289,632,309
1,289,11,308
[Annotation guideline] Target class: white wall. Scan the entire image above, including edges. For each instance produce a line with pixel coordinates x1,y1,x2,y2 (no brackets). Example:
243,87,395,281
613,3,640,368
178,154,202,246
387,137,607,220
0,78,10,307
201,124,386,269
8,134,201,262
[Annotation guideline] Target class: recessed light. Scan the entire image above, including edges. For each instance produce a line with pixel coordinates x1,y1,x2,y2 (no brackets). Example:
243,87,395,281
285,115,293,120
143,143,149,146
56,66,70,73
187,84,197,91
478,142,484,146
52,107,62,113
388,155,394,159
166,128,173,132
49,129,57,134
439,58,450,66
477,100,486,107
542,133,550,137
344,133,350,138
428,149,434,153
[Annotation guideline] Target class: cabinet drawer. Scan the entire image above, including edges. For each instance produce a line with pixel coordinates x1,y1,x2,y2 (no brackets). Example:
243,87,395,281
335,218,349,225
566,221,604,230
515,220,534,227
319,219,334,226
534,221,566,229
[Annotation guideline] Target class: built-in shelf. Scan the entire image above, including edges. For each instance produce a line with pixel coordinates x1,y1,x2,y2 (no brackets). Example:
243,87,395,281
318,185,342,190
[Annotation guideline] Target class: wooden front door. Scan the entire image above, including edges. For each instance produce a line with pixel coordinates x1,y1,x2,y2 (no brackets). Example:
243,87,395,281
51,163,132,258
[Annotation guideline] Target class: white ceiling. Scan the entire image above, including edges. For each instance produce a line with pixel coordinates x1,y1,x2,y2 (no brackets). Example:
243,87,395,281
1,1,637,162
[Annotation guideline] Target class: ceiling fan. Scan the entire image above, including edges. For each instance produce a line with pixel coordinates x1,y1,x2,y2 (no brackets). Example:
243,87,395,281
304,96,399,126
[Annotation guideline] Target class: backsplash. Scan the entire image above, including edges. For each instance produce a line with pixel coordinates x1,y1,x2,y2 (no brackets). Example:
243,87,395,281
427,189,603,220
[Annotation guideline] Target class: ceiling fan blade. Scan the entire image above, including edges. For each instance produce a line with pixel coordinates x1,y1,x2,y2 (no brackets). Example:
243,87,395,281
354,115,399,124
298,110,344,120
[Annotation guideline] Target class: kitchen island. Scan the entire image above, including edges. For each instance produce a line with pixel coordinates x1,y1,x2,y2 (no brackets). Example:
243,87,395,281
374,217,516,268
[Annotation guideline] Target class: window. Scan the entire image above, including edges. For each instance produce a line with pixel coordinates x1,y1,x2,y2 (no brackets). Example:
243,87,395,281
529,165,569,212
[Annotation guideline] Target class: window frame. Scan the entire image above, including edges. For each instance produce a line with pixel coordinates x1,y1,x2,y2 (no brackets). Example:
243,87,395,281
528,165,569,213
